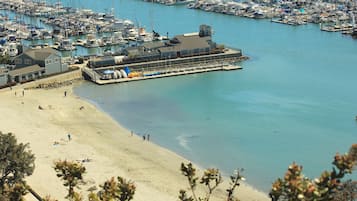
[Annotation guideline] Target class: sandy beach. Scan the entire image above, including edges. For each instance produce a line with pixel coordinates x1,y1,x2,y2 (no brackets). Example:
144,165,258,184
0,82,269,201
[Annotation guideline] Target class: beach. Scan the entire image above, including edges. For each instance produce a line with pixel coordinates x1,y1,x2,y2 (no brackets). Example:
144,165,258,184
0,82,269,201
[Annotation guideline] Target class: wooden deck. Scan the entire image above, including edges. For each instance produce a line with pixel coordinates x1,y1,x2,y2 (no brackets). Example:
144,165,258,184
84,64,242,85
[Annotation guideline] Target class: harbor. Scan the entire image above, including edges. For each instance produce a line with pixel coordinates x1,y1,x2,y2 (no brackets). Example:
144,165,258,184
0,0,245,88
143,0,357,37
0,0,357,198
0,0,169,59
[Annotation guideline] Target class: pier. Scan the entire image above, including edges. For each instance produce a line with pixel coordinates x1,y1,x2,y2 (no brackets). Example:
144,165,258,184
83,63,242,85
82,47,245,85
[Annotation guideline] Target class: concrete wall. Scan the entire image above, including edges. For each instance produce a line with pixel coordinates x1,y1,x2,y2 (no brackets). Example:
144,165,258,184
9,69,82,90
0,73,8,86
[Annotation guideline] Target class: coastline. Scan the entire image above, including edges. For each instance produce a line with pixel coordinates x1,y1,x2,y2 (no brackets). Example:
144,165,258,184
0,82,269,201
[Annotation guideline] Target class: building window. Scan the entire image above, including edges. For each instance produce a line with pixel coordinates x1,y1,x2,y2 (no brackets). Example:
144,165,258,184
46,60,52,64
25,59,32,65
54,58,59,63
15,58,22,64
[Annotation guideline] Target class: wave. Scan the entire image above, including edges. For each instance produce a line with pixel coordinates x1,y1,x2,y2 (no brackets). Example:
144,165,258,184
176,134,199,151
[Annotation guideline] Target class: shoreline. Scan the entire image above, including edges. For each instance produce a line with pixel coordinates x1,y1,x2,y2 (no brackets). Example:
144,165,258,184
0,82,269,201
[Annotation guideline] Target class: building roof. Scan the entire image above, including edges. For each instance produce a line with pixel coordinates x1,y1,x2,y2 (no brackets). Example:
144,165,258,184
158,34,212,54
142,42,165,50
174,34,211,50
23,48,60,61
9,65,44,77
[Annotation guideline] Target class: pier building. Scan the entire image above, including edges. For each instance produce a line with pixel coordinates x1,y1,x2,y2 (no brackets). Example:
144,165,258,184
84,25,245,84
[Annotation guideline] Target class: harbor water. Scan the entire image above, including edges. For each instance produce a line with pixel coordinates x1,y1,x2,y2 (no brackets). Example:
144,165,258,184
70,0,357,193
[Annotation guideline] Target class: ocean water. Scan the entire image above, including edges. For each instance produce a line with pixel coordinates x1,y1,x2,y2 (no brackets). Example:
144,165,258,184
70,0,357,193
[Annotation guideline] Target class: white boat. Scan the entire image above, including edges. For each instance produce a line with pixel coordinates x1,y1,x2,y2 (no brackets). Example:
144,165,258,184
137,27,153,42
111,31,128,45
7,43,18,57
58,38,76,51
85,34,100,48
120,69,127,78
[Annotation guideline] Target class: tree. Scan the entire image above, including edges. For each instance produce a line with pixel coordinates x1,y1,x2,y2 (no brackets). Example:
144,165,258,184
179,162,244,201
270,144,357,201
90,176,136,201
333,180,357,201
0,132,35,192
0,182,28,201
0,55,10,64
54,160,86,199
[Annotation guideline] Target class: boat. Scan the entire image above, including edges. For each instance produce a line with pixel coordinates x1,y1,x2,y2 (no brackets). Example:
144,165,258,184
111,31,128,45
85,34,100,48
7,42,18,57
58,38,76,51
352,28,357,39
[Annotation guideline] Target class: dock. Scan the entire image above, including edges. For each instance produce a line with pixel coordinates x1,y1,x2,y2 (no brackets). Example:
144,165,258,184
83,63,242,85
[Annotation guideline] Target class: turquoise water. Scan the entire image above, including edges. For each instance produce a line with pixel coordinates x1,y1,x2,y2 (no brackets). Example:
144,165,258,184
72,0,357,192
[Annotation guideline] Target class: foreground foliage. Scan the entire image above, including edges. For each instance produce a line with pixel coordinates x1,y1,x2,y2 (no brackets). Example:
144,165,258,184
89,176,136,201
270,144,357,201
54,160,86,199
179,162,244,201
0,132,35,200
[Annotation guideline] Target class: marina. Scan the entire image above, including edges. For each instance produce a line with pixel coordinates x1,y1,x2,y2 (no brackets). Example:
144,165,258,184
0,0,357,195
0,0,245,87
0,0,169,59
143,0,357,37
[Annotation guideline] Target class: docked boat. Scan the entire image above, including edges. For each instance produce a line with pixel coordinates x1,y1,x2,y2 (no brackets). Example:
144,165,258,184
7,42,18,57
111,31,128,45
352,28,357,39
58,38,76,51
85,34,100,48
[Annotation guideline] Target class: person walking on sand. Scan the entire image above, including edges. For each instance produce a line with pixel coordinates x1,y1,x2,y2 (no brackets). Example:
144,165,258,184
143,135,146,141
22,90,24,97
147,134,150,141
67,133,71,141
64,91,67,97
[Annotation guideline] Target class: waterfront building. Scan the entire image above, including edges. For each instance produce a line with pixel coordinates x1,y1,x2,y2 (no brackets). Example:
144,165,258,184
8,64,45,83
9,48,68,83
88,25,226,68
13,48,68,75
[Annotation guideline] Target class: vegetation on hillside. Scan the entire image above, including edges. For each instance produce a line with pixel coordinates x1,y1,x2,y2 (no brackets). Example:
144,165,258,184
270,144,357,201
179,162,245,201
0,131,355,201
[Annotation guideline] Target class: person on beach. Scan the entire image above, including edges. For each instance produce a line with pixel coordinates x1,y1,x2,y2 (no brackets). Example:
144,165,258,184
15,92,17,96
22,90,24,96
67,133,71,141
143,135,146,141
64,91,67,97
147,134,150,141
